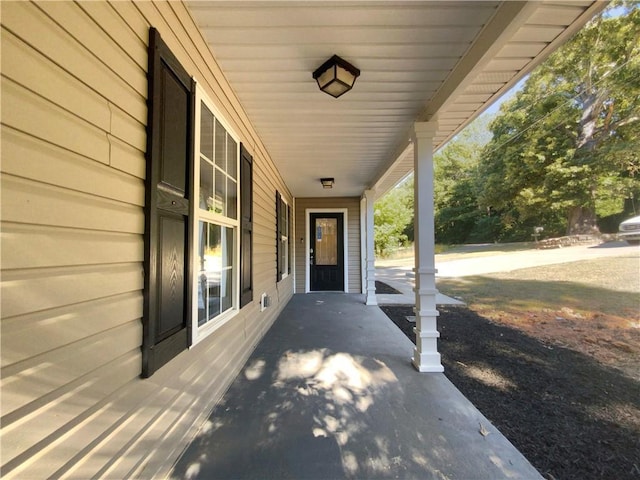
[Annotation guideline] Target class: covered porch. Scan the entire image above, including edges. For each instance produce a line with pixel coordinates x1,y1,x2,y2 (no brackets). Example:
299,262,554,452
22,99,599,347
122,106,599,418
0,1,606,477
170,294,541,479
187,0,607,372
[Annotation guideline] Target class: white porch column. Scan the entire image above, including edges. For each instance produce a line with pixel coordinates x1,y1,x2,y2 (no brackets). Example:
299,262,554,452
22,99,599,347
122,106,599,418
363,189,377,306
412,121,444,372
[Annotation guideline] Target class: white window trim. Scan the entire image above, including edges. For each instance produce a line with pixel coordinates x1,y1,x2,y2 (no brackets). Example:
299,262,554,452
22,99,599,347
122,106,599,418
305,208,349,293
192,82,241,346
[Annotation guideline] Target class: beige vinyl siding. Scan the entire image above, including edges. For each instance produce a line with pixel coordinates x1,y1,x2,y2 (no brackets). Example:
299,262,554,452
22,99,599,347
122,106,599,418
0,1,292,478
294,197,362,294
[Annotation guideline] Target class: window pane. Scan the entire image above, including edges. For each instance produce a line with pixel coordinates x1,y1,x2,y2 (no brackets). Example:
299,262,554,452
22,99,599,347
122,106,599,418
197,222,208,326
206,223,222,321
227,179,237,220
198,221,236,325
224,226,234,268
200,102,214,160
200,158,214,211
227,136,238,179
221,268,233,312
221,227,234,312
215,118,226,171
278,200,288,237
280,238,287,272
215,169,226,216
316,218,338,265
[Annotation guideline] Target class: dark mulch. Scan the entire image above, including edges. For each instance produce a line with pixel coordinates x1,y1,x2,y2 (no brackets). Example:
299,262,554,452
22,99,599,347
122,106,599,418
375,280,402,294
380,305,640,480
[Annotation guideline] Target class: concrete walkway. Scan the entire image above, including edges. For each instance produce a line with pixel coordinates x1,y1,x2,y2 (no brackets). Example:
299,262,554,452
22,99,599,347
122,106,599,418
378,242,637,279
375,266,464,306
170,294,541,479
375,242,638,306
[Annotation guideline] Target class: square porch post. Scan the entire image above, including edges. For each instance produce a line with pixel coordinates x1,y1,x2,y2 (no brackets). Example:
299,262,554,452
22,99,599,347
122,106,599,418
364,189,377,305
412,121,444,372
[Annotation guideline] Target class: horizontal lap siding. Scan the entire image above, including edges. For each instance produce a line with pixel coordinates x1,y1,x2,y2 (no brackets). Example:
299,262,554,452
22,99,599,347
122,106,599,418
294,197,362,293
0,1,292,478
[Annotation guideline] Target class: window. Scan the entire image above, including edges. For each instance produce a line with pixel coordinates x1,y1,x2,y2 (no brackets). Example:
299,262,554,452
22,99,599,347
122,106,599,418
276,192,291,281
193,86,240,341
144,28,254,375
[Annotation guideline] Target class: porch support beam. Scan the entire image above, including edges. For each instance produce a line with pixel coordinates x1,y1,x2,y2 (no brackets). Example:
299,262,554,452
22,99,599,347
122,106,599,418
412,121,443,373
363,189,377,306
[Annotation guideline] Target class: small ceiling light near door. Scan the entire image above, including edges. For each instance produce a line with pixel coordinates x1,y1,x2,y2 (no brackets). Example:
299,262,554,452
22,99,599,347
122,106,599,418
313,55,360,98
321,178,334,189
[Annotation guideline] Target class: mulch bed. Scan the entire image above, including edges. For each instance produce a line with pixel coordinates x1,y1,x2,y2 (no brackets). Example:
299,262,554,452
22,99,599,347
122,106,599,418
375,280,402,294
380,305,640,480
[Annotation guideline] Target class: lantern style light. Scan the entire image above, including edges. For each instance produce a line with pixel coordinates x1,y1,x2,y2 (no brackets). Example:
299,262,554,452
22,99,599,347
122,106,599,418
320,178,334,189
313,55,361,98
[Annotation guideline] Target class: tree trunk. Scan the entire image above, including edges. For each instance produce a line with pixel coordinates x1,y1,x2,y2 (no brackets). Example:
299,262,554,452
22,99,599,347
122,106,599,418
566,206,598,235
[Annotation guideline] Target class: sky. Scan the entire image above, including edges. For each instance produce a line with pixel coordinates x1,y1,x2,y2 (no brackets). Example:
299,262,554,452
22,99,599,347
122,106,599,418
483,77,527,117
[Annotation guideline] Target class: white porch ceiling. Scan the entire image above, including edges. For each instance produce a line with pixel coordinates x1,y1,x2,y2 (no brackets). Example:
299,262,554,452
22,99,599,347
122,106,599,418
186,1,605,199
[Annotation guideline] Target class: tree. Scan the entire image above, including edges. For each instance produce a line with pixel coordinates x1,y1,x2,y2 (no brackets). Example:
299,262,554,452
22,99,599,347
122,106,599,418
434,115,494,243
478,3,640,236
373,179,413,256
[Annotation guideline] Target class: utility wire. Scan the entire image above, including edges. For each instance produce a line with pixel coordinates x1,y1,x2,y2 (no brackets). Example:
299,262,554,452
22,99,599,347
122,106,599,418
481,52,638,158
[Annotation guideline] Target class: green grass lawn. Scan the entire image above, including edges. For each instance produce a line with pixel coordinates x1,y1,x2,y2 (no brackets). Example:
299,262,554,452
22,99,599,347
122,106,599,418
376,242,536,267
437,255,639,321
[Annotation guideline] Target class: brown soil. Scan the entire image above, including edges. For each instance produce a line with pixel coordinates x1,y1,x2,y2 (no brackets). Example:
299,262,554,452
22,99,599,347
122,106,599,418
379,302,640,480
471,304,640,382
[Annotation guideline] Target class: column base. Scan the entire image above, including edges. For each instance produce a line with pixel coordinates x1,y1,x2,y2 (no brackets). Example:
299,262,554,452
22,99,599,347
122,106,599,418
412,349,444,373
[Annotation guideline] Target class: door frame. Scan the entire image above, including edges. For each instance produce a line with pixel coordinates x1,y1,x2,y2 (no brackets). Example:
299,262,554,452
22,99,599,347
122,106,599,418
305,208,349,293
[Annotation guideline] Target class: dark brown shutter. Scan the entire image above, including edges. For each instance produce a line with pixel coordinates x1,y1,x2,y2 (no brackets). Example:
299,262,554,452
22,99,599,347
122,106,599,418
287,205,292,275
276,191,282,281
240,144,253,308
142,28,193,377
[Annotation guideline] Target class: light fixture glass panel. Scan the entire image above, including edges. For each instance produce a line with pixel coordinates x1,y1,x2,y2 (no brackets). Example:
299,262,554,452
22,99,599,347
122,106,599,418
317,67,336,89
323,81,349,98
336,64,356,87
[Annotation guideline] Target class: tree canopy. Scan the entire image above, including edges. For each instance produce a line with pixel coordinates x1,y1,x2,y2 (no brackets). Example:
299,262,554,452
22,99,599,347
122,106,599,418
434,115,495,244
375,2,640,248
478,2,640,236
373,178,413,256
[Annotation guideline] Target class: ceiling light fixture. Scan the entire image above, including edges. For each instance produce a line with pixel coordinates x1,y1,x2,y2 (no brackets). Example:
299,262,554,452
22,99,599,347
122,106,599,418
321,178,334,189
313,55,360,98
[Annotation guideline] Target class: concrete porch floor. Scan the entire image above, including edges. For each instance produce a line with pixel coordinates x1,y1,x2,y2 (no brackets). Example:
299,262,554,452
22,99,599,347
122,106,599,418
170,294,541,479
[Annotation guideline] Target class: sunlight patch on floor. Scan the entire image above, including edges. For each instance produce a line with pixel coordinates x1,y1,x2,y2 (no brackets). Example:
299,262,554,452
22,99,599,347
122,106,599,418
464,365,517,391
244,359,266,380
272,349,399,474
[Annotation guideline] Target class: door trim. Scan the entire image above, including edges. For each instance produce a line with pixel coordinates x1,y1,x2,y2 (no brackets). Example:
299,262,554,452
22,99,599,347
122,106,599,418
305,208,349,293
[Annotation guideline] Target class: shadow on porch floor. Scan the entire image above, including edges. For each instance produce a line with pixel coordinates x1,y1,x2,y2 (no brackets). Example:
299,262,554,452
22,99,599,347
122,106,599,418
170,294,541,479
